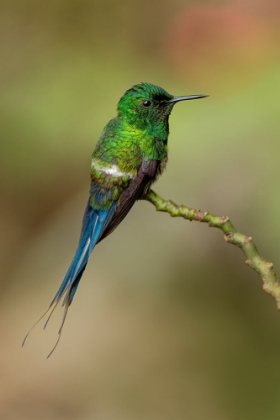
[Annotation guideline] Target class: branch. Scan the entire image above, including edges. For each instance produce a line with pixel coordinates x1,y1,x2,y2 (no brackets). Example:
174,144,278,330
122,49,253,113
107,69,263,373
144,189,280,309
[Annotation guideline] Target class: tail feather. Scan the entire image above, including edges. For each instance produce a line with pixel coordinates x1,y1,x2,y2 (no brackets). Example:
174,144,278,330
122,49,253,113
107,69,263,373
23,200,117,357
46,270,84,358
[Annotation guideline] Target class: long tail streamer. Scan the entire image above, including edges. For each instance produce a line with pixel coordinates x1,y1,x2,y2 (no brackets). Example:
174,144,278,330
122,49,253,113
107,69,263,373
22,200,117,358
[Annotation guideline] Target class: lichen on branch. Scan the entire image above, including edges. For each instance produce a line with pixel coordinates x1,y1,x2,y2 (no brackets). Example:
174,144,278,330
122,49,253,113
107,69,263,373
144,189,280,309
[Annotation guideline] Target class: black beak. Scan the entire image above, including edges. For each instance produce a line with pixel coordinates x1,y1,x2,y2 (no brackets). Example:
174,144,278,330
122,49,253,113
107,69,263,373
169,94,209,103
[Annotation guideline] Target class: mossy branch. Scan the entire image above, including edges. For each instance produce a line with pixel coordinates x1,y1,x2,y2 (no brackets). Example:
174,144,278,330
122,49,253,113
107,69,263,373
144,189,280,309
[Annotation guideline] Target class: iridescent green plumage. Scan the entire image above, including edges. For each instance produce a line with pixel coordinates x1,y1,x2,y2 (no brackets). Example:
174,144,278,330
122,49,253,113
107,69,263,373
90,83,174,210
23,82,207,357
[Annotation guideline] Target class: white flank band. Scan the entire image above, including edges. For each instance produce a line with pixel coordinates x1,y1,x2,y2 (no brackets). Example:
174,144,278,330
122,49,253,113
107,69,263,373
91,161,134,178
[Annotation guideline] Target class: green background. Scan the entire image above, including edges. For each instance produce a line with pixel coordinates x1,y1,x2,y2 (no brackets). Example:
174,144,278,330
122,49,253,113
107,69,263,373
1,1,280,419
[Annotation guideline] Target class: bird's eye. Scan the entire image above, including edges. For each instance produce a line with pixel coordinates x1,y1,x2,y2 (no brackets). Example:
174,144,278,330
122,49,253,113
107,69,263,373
141,100,152,108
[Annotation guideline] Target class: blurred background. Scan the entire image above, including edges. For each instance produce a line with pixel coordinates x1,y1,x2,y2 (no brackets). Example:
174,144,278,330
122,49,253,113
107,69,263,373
1,0,280,419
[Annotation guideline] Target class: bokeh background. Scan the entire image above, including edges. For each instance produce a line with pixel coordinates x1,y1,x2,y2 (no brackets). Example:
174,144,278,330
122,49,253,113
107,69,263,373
1,1,280,419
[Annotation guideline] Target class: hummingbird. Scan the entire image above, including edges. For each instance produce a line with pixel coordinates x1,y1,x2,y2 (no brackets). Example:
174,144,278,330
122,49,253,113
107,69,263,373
23,82,207,356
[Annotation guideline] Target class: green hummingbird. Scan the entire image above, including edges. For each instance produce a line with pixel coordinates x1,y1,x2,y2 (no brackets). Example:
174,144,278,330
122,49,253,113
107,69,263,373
23,82,207,356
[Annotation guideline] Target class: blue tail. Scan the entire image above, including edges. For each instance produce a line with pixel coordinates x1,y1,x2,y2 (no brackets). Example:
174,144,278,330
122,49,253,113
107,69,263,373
23,199,117,357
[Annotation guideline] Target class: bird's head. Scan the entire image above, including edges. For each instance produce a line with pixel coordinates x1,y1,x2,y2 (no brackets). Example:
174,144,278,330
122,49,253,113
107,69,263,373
117,82,207,130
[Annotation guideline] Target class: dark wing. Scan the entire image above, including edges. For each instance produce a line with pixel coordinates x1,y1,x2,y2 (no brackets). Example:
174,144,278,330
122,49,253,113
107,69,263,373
99,159,159,241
